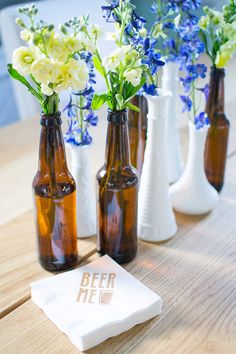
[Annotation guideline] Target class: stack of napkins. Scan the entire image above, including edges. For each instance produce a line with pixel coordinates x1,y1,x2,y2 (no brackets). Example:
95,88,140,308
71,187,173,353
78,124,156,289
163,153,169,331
31,255,162,351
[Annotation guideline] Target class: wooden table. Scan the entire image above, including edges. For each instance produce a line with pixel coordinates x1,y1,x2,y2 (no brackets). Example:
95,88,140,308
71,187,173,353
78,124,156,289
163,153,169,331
0,104,236,354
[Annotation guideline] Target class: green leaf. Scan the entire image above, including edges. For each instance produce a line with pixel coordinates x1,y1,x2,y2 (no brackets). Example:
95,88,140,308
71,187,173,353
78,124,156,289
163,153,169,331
91,92,107,110
123,77,146,104
7,64,42,101
127,102,140,112
93,55,104,77
115,94,124,110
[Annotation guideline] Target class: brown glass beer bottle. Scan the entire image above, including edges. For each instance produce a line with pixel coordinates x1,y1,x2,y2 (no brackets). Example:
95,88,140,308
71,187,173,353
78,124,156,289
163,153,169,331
97,109,138,264
33,112,78,271
204,67,230,192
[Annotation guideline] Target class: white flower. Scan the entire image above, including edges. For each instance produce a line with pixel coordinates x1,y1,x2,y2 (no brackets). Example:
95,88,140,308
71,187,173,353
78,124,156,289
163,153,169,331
124,68,142,86
90,24,103,40
12,46,36,76
54,58,88,93
31,58,59,84
139,27,147,38
20,29,32,42
46,34,68,62
106,31,119,41
174,14,181,28
41,83,54,96
152,23,167,39
69,58,89,90
77,32,96,53
62,36,83,53
103,47,126,71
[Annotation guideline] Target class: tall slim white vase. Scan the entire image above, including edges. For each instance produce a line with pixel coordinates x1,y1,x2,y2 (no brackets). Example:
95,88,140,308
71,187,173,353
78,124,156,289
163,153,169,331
170,122,219,215
138,90,177,242
69,144,96,238
162,62,184,184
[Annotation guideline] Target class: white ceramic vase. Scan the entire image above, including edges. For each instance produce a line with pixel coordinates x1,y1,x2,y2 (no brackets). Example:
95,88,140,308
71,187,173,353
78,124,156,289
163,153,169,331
69,144,96,238
138,90,177,242
162,62,184,184
170,122,219,215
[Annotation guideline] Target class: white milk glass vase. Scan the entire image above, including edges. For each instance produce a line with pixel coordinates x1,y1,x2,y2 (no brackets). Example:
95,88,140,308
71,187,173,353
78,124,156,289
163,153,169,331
162,61,184,184
69,144,96,237
138,90,177,242
170,122,219,215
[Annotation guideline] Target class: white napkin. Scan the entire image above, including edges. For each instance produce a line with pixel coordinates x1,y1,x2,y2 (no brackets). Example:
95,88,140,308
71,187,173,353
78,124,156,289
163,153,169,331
31,255,162,351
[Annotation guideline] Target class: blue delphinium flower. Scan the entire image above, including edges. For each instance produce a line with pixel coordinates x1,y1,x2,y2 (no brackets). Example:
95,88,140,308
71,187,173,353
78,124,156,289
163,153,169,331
101,1,119,23
197,84,209,100
64,51,98,146
150,0,202,64
180,61,209,128
194,112,210,129
101,0,165,96
180,95,192,112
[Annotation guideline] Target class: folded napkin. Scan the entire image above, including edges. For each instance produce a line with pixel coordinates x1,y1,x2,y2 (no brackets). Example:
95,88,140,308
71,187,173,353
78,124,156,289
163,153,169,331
31,255,162,351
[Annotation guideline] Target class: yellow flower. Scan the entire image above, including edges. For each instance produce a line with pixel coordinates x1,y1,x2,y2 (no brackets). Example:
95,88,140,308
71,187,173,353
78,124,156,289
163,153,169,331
31,57,59,84
215,51,231,68
12,46,35,76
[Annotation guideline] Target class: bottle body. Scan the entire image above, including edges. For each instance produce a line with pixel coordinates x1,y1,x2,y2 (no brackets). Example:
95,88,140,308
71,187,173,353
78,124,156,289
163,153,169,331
128,95,148,176
204,67,230,192
97,110,138,264
162,61,183,184
138,91,177,241
33,113,78,271
170,122,218,215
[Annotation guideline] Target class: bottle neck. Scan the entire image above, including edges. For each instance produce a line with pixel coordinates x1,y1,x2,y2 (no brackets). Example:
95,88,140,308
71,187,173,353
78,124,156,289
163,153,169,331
206,66,225,120
105,110,130,168
38,112,68,174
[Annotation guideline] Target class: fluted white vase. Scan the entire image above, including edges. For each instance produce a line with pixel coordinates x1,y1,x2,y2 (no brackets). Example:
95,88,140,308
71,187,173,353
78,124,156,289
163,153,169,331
170,122,219,215
162,62,184,184
138,90,177,242
69,144,96,238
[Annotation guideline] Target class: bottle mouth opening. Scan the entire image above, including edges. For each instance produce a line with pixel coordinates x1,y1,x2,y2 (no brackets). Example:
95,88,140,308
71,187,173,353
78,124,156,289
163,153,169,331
210,66,225,75
107,109,128,123
40,111,62,126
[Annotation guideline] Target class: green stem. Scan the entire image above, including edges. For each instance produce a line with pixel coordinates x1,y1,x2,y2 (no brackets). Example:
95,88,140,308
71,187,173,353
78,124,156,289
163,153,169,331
118,0,127,46
191,81,196,120
47,93,59,114
95,50,111,92
147,69,155,86
78,95,84,143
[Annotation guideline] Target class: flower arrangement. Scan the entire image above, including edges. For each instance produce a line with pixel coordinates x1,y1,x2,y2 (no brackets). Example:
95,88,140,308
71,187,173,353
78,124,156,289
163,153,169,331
62,17,99,146
99,0,165,97
89,0,150,112
199,0,236,68
178,10,209,129
8,4,90,115
150,0,202,64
